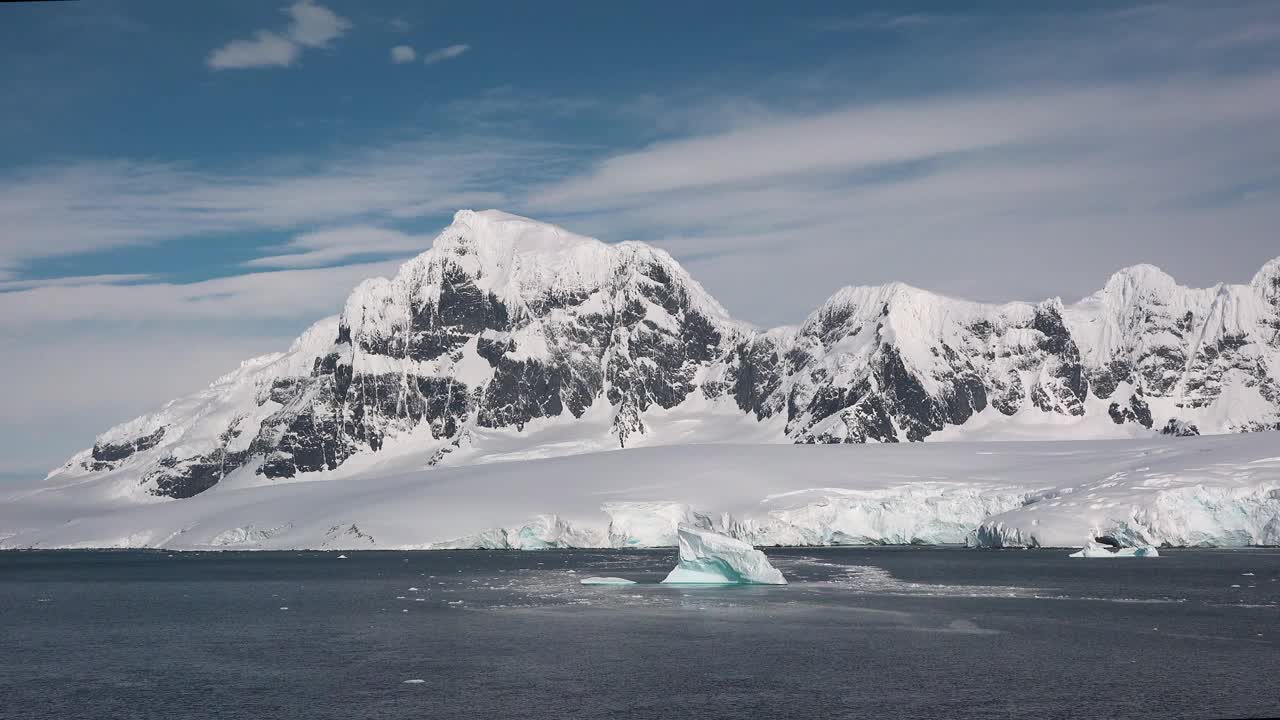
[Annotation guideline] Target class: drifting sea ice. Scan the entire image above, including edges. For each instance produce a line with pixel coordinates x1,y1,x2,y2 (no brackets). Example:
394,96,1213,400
661,525,786,585
1069,540,1160,558
579,576,637,585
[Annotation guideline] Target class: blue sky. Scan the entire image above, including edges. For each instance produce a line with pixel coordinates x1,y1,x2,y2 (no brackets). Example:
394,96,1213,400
1,0,1279,477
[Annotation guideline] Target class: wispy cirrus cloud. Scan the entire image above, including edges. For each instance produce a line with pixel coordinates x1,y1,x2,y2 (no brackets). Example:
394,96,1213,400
246,226,432,269
0,261,402,333
0,136,559,278
207,0,350,70
819,13,945,32
525,68,1280,323
531,73,1280,211
423,44,470,65
0,273,151,293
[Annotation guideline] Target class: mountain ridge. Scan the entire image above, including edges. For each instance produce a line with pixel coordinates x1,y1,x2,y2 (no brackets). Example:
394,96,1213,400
54,210,1280,499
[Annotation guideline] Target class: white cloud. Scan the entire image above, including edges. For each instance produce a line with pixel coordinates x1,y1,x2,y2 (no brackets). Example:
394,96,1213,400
207,31,300,70
246,225,432,268
285,0,349,47
531,73,1280,211
423,44,470,64
0,261,402,333
390,45,416,63
0,137,555,273
0,273,150,293
207,1,350,70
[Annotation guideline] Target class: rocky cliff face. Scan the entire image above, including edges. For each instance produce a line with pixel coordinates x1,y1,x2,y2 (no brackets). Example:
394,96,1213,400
53,210,1280,499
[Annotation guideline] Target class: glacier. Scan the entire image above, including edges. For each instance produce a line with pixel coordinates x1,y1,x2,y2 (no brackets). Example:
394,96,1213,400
661,525,786,585
3,433,1278,551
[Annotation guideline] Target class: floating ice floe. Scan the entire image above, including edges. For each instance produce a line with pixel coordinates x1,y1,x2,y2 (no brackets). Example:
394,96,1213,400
336,555,348,559
1069,540,1159,558
579,576,637,585
661,525,786,585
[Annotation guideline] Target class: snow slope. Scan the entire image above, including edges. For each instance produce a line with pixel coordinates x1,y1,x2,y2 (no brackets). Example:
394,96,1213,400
5,433,1277,550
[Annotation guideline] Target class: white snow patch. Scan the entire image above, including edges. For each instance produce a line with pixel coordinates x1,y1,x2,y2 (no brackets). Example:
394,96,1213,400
579,576,637,585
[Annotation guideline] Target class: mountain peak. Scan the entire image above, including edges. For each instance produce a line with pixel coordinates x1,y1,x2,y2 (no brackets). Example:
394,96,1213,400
1253,256,1280,306
441,209,605,255
1103,263,1179,293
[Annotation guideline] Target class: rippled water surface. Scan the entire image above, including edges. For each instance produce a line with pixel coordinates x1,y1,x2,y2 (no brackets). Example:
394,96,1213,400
3,547,1278,719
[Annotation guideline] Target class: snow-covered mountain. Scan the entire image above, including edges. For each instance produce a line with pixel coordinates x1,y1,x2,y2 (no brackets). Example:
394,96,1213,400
52,210,1280,500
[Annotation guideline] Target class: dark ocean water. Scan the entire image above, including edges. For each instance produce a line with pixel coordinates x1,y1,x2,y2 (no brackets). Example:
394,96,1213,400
2,547,1278,720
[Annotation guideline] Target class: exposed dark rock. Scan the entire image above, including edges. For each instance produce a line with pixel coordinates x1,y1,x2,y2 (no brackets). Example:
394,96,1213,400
476,334,515,365
1088,360,1133,400
147,446,250,499
1161,419,1200,437
1108,391,1153,429
91,427,165,464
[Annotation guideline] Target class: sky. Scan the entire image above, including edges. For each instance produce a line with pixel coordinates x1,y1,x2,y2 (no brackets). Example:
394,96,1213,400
1,0,1279,478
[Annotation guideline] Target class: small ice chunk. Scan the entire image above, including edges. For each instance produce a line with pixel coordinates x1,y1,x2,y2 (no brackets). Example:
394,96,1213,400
1113,547,1159,558
661,525,786,585
336,555,348,559
1069,541,1159,558
579,576,637,585
279,606,289,611
408,587,420,591
403,679,425,685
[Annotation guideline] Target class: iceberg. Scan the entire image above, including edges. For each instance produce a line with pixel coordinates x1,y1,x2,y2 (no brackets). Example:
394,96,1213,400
1114,547,1160,558
579,576,637,585
661,525,786,585
1069,540,1160,558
